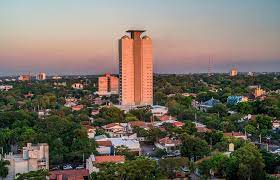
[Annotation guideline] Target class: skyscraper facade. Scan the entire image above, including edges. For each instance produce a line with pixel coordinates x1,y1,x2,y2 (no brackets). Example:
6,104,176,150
119,30,153,106
98,73,119,96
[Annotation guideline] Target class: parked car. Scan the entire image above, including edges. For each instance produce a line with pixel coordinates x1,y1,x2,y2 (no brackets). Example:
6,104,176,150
63,164,73,170
272,149,280,154
75,165,84,169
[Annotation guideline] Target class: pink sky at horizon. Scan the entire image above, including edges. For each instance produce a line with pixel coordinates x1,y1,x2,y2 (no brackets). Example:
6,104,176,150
0,0,280,74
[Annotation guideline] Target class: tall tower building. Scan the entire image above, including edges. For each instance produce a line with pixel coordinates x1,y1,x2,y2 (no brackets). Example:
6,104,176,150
119,30,153,106
98,73,119,96
230,67,238,76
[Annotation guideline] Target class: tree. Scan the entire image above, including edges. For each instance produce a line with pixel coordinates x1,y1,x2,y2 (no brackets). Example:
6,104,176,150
260,149,280,174
129,107,152,122
233,143,265,180
180,133,210,161
90,157,161,180
115,145,136,160
159,157,189,178
15,169,49,180
0,159,10,180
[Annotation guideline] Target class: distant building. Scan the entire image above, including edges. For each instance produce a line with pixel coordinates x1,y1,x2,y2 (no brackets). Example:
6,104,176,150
230,68,238,76
18,75,30,81
36,72,46,80
227,96,248,105
86,155,125,174
151,105,168,117
98,73,119,96
71,83,84,90
198,97,221,111
52,76,62,80
223,132,247,140
50,169,89,180
155,137,181,153
254,86,265,97
4,143,49,180
119,30,153,106
71,105,84,111
102,123,128,138
0,85,13,91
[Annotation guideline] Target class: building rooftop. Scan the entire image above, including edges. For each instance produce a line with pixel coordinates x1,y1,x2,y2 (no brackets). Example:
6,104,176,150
95,155,125,164
126,30,145,33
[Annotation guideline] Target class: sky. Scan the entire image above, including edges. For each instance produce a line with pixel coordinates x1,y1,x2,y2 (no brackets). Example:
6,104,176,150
0,0,280,75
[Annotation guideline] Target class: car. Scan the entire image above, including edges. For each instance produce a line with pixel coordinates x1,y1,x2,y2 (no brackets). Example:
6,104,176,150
50,166,60,171
272,149,280,154
63,165,73,170
75,165,84,169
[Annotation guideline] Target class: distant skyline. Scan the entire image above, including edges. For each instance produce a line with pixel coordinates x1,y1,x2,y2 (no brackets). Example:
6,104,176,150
1,0,280,75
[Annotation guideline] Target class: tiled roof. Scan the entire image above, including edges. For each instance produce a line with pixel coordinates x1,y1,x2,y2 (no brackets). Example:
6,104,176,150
172,121,185,127
158,137,181,146
97,140,112,147
196,126,212,133
95,155,125,164
128,121,146,127
49,169,89,180
224,132,245,137
159,115,176,122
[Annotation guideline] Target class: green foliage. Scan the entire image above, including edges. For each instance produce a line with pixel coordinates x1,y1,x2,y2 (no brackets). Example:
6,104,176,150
159,157,189,178
15,169,49,180
129,107,152,122
90,157,161,180
180,133,210,160
0,159,10,179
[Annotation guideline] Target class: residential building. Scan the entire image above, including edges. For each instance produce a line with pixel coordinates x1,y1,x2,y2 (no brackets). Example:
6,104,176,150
155,137,182,153
71,83,84,90
230,68,238,76
102,123,128,137
98,73,119,96
0,85,13,91
223,132,247,140
151,105,168,117
254,86,265,97
18,75,30,81
198,97,220,111
227,96,248,105
71,105,84,111
36,72,46,80
49,169,89,180
95,136,141,155
96,140,113,155
81,122,96,139
4,143,49,180
119,30,153,106
272,120,280,131
86,155,125,174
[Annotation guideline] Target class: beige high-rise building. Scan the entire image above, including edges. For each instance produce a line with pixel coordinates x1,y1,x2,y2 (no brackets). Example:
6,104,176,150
119,30,153,106
36,72,46,80
4,143,49,180
230,68,238,76
98,73,119,95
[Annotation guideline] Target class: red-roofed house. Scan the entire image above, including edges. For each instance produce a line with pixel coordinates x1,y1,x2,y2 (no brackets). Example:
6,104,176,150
159,115,177,122
102,123,128,137
96,140,113,155
155,137,182,152
49,169,89,180
172,121,185,128
72,105,84,111
86,155,125,173
223,132,247,140
196,126,212,133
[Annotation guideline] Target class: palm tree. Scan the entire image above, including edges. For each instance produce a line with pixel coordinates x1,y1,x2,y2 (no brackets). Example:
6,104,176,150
0,159,10,180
